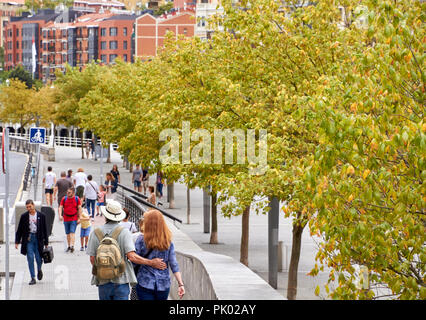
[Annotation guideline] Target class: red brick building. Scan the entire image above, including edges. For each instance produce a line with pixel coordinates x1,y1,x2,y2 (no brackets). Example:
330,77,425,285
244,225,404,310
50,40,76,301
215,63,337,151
135,11,195,58
3,9,60,79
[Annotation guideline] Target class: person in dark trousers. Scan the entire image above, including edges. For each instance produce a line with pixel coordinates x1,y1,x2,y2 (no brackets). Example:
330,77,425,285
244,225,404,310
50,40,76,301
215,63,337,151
15,199,49,285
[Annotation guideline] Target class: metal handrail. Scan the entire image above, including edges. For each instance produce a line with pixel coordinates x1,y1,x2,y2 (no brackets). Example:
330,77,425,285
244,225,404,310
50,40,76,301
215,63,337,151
117,183,182,224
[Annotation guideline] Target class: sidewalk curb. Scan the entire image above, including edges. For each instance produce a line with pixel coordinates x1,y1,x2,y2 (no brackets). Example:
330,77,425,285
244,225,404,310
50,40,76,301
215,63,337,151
10,270,23,300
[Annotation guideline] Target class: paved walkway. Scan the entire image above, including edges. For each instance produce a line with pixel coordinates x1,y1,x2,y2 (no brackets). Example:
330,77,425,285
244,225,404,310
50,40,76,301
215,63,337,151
1,145,331,300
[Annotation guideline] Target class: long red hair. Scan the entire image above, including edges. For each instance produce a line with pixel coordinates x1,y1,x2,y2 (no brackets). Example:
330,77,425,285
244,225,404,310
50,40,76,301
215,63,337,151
143,209,172,251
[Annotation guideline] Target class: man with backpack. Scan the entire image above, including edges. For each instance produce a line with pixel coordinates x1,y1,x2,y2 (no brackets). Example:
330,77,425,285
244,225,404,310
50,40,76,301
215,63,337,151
59,187,82,253
87,200,167,300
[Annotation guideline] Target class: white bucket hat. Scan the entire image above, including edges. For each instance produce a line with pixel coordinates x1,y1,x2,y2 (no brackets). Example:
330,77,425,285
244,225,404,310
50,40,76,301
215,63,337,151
100,200,126,222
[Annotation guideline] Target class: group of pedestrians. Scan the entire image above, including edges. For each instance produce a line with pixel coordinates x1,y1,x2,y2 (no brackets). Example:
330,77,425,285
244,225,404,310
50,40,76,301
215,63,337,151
131,165,165,206
17,160,185,299
84,139,96,160
42,165,120,253
87,200,185,300
15,197,185,300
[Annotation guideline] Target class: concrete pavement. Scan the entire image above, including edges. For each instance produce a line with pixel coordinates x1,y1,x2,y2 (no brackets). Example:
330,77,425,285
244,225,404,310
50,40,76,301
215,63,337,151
1,145,332,300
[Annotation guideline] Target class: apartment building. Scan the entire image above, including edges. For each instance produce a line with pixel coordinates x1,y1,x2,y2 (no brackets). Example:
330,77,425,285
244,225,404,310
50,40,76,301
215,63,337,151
135,10,195,58
73,0,126,13
3,9,63,79
0,0,25,50
41,12,135,82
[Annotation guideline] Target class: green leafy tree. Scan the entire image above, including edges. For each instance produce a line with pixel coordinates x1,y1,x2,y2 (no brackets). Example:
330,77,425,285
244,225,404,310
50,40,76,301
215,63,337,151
309,0,425,300
7,65,34,88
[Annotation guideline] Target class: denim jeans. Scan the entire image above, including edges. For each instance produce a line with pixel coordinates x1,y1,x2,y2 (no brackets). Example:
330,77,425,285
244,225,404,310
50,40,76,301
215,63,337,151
136,284,170,300
86,199,96,218
98,282,130,300
27,233,42,279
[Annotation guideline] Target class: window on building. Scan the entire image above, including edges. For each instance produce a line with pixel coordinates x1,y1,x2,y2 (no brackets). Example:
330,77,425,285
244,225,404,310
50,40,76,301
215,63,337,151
123,54,127,62
63,42,67,50
109,27,117,36
101,54,107,63
16,41,19,49
101,41,107,50
183,28,188,35
43,30,47,38
109,54,117,63
101,28,106,36
123,41,127,49
109,41,118,50
123,27,127,36
16,53,19,61
62,29,67,37
16,29,19,37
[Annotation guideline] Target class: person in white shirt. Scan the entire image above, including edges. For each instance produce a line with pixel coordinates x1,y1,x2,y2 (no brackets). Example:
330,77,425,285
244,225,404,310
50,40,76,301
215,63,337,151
43,166,56,206
73,168,87,200
120,208,138,233
84,175,99,220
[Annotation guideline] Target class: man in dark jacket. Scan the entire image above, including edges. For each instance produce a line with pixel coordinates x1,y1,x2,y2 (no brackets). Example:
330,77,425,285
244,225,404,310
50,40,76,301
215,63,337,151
15,199,49,285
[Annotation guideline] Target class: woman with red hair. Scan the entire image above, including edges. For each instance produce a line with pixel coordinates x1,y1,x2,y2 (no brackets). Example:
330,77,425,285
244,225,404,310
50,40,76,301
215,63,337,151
134,209,185,300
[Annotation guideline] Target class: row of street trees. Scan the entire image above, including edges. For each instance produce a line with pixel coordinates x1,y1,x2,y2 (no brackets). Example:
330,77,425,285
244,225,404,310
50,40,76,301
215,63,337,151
1,0,423,299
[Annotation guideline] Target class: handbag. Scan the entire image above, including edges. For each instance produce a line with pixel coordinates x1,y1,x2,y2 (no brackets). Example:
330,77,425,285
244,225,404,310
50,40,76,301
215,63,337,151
42,246,54,263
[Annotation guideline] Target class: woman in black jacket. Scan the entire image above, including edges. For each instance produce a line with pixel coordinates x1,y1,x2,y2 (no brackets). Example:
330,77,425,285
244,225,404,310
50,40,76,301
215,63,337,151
15,200,49,285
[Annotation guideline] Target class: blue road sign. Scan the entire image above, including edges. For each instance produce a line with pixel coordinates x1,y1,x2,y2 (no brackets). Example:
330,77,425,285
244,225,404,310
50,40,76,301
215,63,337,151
29,127,46,144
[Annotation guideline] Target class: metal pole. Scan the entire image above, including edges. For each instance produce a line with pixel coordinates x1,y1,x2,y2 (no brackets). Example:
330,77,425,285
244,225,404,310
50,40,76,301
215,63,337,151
268,196,279,289
34,143,40,201
4,128,10,300
100,141,103,186
203,186,210,233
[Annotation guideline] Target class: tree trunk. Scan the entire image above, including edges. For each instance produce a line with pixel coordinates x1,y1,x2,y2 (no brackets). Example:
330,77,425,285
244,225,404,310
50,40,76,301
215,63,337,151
210,191,218,244
186,185,190,224
240,205,250,266
168,182,175,209
106,143,111,163
81,131,84,159
287,217,305,300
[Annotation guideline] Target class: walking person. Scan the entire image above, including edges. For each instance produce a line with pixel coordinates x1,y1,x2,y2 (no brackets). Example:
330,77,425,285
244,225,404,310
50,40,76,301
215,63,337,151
79,209,91,251
156,171,164,201
110,164,120,194
96,185,107,216
130,217,144,300
147,186,156,206
59,187,82,253
104,172,115,200
15,200,49,285
54,171,73,214
84,175,99,220
132,165,143,193
90,139,95,159
85,141,91,159
119,208,137,233
134,209,185,300
43,166,56,206
142,168,149,195
74,168,87,200
86,200,167,300
66,169,74,184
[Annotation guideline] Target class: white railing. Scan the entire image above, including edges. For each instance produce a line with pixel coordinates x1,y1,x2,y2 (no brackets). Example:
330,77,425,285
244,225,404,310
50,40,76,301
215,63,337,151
7,132,117,149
